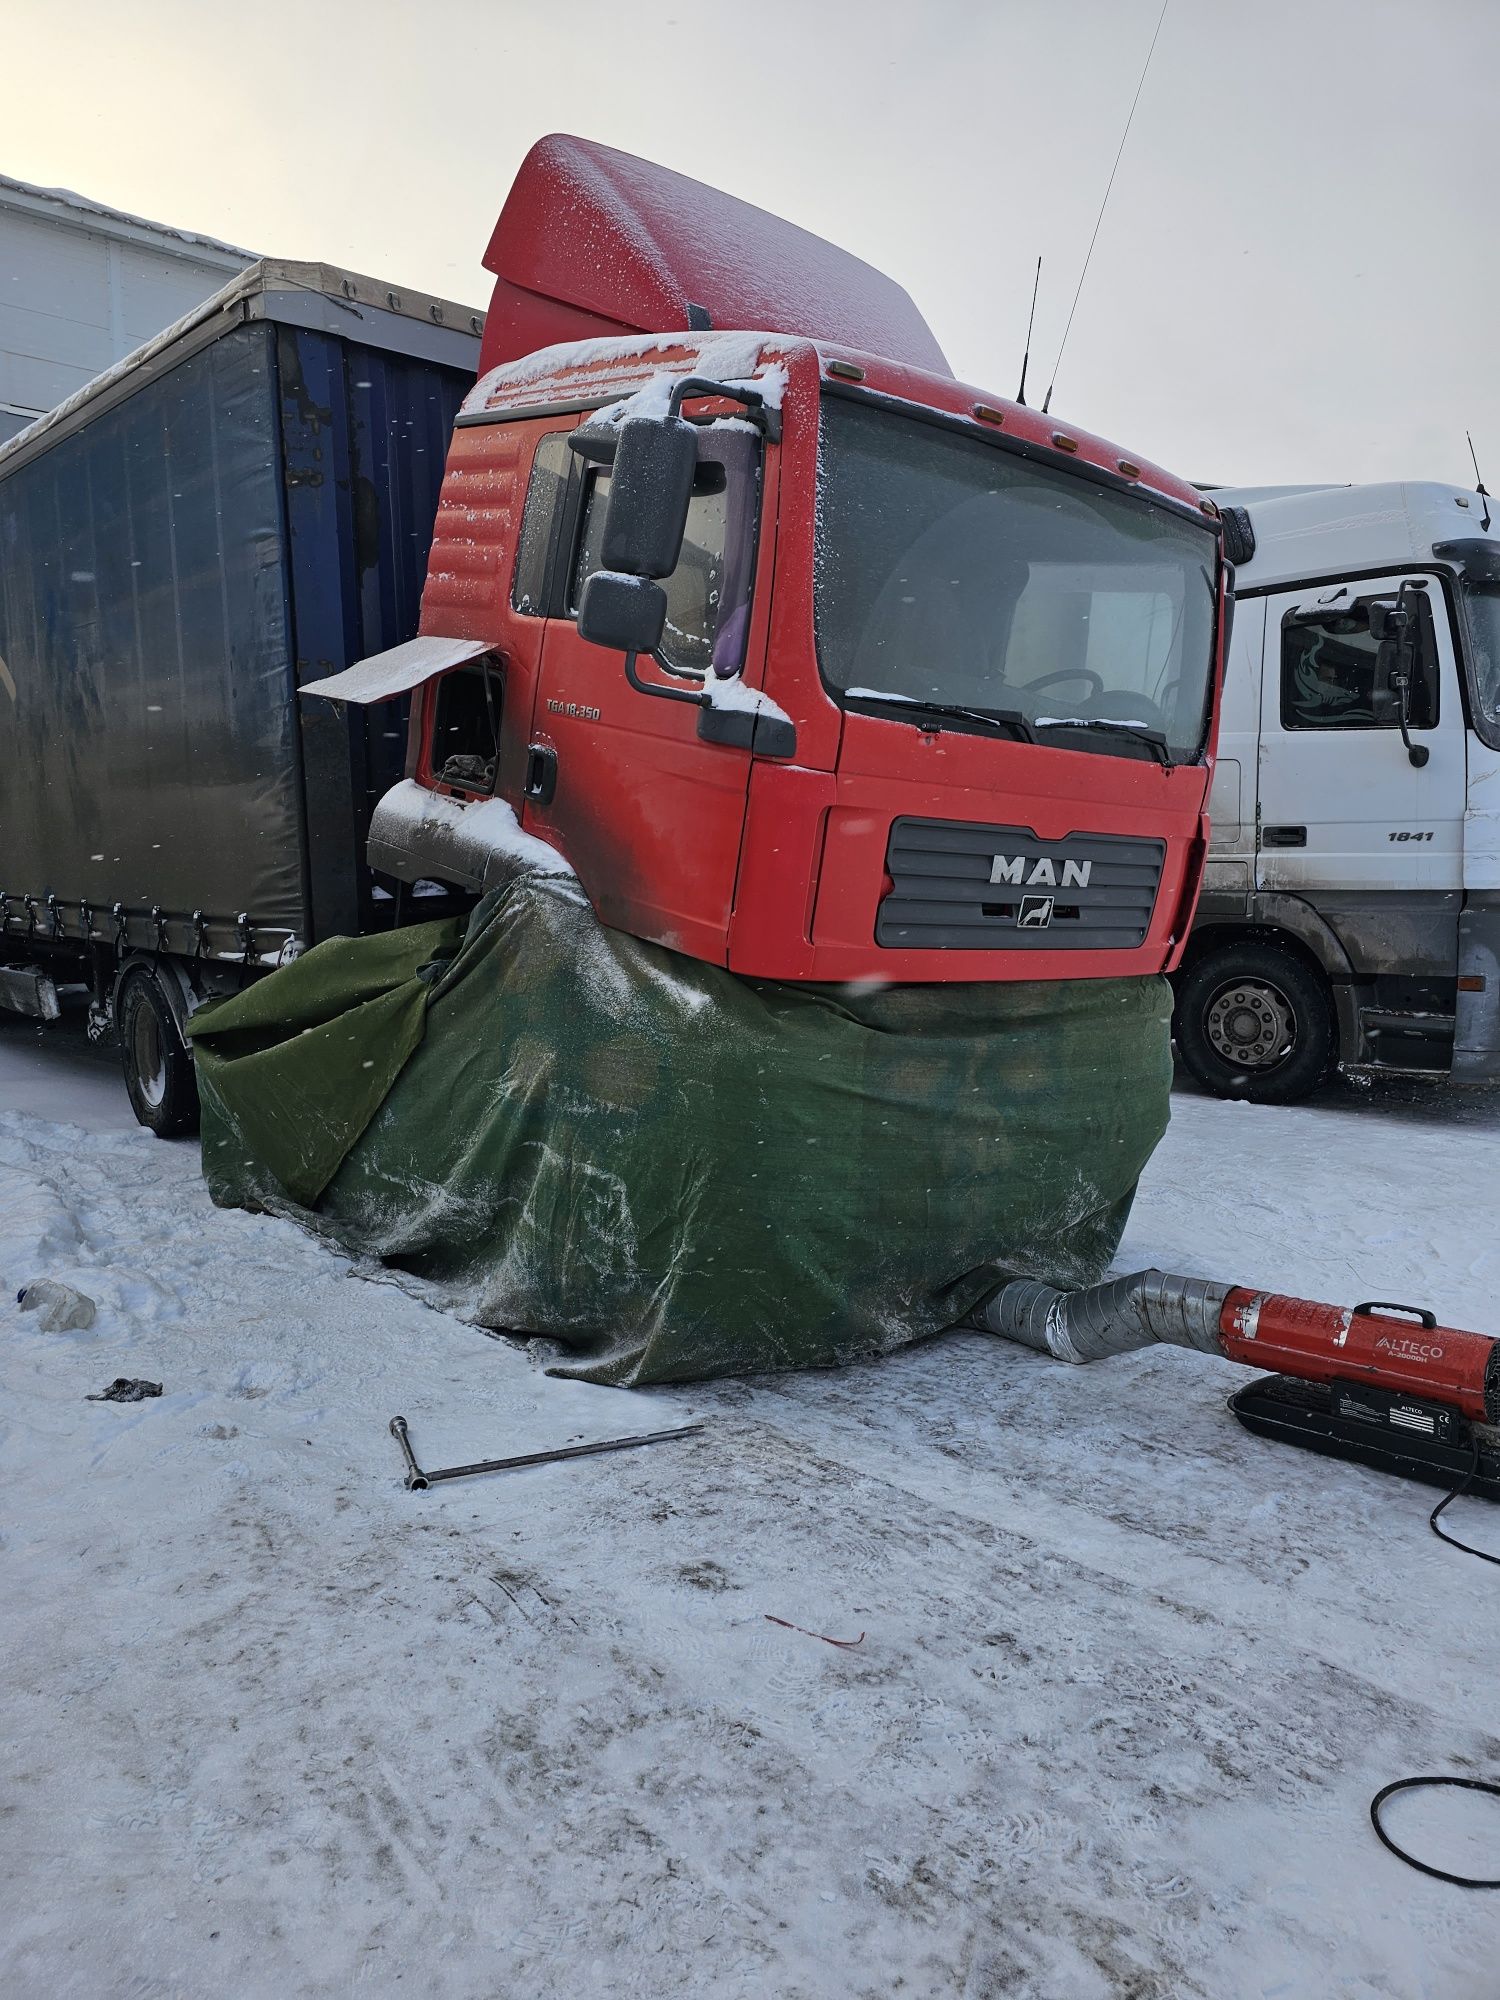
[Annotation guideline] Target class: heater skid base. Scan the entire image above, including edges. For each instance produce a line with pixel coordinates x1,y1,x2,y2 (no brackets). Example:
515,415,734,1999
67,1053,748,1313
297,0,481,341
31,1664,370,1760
1229,1374,1500,1500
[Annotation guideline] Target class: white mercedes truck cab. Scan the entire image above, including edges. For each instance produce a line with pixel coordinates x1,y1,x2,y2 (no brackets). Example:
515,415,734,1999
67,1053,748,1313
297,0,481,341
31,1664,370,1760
1176,480,1500,1102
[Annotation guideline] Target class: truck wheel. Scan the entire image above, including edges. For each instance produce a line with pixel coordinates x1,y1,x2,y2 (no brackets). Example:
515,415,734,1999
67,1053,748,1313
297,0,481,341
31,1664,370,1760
1175,941,1337,1105
117,971,200,1137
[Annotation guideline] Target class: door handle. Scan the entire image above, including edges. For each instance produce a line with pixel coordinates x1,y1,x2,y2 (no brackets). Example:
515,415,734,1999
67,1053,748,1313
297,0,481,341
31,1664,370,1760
1261,825,1306,848
524,745,558,806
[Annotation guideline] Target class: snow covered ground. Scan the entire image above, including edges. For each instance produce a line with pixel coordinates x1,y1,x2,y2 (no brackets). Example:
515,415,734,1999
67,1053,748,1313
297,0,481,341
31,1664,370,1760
3,1007,1499,1999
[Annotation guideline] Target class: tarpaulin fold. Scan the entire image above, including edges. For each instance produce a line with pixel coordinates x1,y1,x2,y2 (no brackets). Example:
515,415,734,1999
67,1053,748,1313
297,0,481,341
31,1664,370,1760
188,866,1172,1386
186,917,462,1206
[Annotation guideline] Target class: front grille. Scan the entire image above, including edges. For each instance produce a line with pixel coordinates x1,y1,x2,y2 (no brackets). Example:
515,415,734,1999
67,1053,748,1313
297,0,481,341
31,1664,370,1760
876,818,1165,952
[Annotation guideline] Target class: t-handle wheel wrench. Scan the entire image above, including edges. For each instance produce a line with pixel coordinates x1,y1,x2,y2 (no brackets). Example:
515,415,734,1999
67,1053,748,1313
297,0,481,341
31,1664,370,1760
388,1413,701,1491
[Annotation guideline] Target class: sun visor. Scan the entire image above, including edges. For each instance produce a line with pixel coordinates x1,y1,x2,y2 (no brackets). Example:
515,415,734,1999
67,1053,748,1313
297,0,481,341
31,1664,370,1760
300,635,491,705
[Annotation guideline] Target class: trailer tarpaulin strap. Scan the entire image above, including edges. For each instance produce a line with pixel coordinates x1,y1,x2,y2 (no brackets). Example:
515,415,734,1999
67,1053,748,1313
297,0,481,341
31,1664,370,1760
187,863,1172,1386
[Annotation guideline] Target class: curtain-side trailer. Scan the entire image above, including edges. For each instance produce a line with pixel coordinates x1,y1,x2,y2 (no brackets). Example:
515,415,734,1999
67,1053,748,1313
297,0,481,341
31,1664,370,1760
0,260,481,1131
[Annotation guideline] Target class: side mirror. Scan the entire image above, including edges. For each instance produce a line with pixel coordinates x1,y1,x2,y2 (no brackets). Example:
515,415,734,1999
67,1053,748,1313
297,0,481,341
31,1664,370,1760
577,570,667,655
602,414,699,579
1390,578,1432,767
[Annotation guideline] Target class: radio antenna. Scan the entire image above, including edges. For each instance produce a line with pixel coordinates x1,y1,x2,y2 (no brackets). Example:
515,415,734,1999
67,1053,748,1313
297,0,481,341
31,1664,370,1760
1016,256,1042,406
1467,430,1491,532
1042,0,1171,415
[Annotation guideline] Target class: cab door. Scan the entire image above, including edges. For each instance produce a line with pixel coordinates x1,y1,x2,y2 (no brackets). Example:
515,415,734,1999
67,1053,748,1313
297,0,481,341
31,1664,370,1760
1202,595,1265,896
1255,577,1465,965
523,423,768,964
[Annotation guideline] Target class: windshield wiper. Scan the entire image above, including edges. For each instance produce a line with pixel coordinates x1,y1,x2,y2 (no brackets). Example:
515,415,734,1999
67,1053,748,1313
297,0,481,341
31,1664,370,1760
1033,716,1172,766
843,692,1036,744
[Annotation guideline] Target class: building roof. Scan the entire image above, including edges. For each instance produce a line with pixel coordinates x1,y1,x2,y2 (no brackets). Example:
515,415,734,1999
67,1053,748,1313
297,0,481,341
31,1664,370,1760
0,169,257,266
0,257,485,476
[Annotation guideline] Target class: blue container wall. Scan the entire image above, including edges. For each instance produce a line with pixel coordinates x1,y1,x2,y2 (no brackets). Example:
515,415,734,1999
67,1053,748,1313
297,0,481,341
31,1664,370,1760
276,325,472,942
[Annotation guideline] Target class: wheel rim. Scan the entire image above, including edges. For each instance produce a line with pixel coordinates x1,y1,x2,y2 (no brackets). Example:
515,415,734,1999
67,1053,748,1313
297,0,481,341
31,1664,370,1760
130,1000,168,1109
1204,977,1297,1072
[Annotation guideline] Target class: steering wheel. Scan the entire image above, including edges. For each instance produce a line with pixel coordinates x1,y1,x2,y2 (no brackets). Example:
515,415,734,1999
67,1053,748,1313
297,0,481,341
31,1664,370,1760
1022,667,1104,696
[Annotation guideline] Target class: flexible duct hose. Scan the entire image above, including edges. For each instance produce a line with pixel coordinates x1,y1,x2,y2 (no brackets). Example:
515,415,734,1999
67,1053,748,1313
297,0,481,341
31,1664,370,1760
973,1269,1232,1365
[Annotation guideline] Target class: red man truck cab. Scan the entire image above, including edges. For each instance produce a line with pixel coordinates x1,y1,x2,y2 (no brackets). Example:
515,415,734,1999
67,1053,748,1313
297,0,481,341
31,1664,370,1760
307,138,1228,984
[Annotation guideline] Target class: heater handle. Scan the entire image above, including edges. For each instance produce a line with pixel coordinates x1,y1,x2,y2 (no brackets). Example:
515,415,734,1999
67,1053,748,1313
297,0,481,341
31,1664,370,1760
1354,1300,1437,1329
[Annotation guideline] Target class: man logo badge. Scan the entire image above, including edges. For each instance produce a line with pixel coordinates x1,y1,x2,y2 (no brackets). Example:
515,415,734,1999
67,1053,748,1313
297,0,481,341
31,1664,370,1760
990,853,1091,888
1017,895,1055,929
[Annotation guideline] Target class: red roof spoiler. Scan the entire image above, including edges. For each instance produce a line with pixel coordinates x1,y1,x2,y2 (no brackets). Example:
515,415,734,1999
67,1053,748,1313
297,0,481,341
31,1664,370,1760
478,133,950,379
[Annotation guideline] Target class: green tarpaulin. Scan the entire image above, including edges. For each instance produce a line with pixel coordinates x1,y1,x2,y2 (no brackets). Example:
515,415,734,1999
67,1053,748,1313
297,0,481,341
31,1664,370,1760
187,865,1172,1386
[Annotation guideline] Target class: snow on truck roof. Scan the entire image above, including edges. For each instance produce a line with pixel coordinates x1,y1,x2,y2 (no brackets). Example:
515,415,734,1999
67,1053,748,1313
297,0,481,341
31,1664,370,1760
459,330,788,417
459,328,1213,520
0,258,485,477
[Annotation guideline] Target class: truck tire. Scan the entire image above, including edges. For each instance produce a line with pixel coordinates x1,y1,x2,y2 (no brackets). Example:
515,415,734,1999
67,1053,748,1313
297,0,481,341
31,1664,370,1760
1174,940,1337,1105
117,970,200,1138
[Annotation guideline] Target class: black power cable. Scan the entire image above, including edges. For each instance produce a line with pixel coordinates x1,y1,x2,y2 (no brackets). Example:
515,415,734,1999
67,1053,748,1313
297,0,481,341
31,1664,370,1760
1369,1778,1500,1890
1368,1431,1500,1885
1231,1386,1500,1873
1429,1433,1500,1566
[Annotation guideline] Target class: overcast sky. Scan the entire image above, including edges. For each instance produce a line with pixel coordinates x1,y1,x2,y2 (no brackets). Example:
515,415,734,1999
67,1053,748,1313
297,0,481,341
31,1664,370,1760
10,0,1497,491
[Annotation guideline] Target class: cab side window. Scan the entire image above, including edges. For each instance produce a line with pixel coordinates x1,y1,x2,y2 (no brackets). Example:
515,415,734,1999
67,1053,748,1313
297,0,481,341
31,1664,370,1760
511,433,574,615
570,469,735,676
512,417,761,671
568,426,760,677
1281,595,1438,731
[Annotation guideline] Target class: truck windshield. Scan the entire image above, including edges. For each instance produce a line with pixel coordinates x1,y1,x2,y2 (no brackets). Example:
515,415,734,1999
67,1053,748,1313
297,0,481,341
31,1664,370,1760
815,398,1218,761
1459,581,1500,735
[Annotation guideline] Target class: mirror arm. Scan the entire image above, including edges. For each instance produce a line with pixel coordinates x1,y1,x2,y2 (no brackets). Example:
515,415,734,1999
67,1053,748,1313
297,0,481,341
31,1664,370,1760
623,650,709,709
650,652,712,684
1390,676,1430,767
619,653,797,756
667,376,782,443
